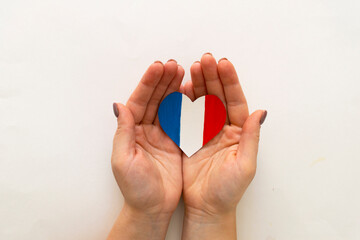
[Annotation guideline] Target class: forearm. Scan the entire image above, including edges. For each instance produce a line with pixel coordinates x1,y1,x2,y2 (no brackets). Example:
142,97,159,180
182,207,237,240
107,204,172,240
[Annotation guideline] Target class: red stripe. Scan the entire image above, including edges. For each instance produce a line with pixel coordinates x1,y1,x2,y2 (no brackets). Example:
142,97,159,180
203,95,226,146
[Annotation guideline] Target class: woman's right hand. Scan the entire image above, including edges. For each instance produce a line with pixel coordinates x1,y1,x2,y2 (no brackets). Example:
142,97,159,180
108,60,184,240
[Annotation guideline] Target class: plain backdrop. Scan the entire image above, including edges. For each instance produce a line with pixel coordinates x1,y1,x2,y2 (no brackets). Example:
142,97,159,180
1,0,360,239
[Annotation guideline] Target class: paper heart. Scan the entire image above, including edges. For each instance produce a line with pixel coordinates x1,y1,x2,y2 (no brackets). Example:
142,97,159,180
158,92,226,157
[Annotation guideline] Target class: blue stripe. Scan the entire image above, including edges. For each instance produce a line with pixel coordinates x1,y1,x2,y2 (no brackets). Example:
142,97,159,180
158,92,182,146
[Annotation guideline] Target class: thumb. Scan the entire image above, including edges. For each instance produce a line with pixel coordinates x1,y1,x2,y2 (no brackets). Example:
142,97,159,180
112,103,136,163
237,110,267,168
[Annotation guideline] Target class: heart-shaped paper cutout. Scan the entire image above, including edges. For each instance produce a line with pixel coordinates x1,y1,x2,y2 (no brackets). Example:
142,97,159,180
158,92,226,157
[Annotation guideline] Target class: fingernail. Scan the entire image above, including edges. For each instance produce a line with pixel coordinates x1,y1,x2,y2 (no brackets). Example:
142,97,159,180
113,103,119,118
193,60,200,64
154,60,163,65
219,57,228,62
167,59,177,63
260,110,267,125
204,52,212,56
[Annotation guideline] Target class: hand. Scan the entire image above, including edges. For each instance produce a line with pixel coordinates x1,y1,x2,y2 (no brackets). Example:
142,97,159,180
181,54,267,239
108,60,184,240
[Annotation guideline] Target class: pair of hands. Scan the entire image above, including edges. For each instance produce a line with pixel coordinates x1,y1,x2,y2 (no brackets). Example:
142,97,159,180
108,53,267,240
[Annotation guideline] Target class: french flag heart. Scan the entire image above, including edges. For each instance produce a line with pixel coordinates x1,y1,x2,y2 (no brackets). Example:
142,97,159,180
158,92,226,157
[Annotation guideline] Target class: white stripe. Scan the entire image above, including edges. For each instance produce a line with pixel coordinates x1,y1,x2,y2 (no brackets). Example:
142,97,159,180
180,96,205,157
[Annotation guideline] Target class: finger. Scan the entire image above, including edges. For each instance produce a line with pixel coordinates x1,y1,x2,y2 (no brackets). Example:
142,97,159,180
112,103,136,165
142,60,178,124
126,61,164,124
179,84,185,94
183,81,196,101
154,65,185,125
190,61,207,98
162,65,185,99
218,59,249,127
236,110,267,176
200,53,226,105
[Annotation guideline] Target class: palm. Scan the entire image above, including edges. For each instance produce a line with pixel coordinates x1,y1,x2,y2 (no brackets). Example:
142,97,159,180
183,125,251,214
128,124,182,211
112,60,184,214
181,54,263,215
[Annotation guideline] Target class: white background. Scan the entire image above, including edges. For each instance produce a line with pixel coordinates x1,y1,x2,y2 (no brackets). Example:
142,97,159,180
1,0,360,239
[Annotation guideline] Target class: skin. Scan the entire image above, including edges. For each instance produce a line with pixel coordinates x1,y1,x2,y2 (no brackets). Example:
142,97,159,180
181,54,265,240
108,59,184,240
108,54,266,240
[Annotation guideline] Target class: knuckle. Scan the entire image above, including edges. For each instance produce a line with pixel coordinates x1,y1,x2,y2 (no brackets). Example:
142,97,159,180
242,163,257,180
111,156,124,174
115,124,132,136
243,130,260,142
253,132,260,142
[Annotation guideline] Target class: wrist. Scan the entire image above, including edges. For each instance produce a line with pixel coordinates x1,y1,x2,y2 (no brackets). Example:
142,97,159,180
121,202,173,225
107,203,172,240
182,207,237,240
184,206,236,223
